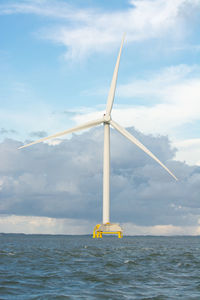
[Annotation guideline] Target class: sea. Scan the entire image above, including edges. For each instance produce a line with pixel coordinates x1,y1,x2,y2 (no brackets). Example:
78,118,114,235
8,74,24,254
0,234,200,299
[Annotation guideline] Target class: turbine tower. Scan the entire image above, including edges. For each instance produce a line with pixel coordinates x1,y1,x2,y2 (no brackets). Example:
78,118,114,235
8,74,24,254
19,36,177,238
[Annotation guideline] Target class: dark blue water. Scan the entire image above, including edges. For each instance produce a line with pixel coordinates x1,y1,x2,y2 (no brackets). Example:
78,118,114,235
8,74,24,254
0,235,200,299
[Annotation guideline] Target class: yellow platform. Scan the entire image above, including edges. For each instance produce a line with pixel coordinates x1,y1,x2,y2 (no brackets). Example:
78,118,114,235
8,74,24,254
93,223,123,238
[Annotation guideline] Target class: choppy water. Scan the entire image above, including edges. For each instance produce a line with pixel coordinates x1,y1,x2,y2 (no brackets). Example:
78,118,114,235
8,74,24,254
0,235,200,299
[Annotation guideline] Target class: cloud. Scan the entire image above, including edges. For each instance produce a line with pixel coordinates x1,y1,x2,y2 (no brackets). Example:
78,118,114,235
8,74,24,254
32,0,200,59
0,126,200,235
0,214,92,234
123,222,200,236
30,131,48,138
0,128,17,135
0,0,200,59
173,138,200,166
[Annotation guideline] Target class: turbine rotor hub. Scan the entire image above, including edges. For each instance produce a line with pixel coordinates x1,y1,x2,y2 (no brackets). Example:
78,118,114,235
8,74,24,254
103,114,111,123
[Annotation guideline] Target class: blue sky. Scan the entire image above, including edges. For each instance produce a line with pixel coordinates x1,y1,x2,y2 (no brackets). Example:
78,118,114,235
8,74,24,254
1,0,200,234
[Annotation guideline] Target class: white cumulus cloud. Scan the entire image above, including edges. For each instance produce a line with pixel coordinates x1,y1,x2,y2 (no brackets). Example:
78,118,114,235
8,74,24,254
0,0,199,59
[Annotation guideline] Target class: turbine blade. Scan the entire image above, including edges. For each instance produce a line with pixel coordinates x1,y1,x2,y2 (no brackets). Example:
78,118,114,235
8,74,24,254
19,118,104,149
110,120,178,181
105,34,125,117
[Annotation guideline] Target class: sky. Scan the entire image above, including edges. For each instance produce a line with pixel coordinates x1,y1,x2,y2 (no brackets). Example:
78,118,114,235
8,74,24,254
0,0,200,235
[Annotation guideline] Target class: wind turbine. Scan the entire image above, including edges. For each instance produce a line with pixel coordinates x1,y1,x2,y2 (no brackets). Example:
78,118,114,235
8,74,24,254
19,36,177,238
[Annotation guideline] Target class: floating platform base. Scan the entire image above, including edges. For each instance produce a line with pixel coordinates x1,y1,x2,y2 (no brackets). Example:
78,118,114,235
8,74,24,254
93,223,123,238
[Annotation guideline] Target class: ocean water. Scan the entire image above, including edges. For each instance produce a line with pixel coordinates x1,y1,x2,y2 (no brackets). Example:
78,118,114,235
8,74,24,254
0,235,200,299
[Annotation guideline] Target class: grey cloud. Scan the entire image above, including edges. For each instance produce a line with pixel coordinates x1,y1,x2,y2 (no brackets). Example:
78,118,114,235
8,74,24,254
0,127,200,228
0,128,17,135
29,131,48,138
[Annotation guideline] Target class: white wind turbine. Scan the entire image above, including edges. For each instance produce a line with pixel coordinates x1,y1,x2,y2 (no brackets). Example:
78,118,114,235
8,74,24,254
19,36,177,238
